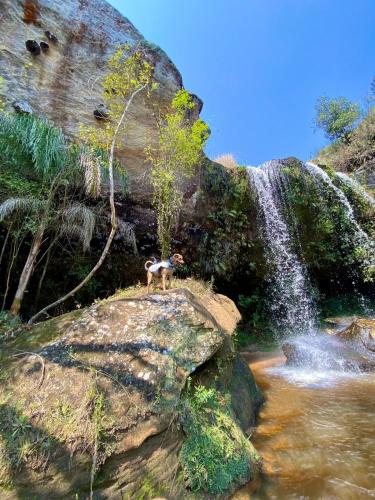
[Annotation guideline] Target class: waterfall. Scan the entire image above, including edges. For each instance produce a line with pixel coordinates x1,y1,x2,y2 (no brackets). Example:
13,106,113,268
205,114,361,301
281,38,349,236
336,171,375,209
247,161,316,335
304,162,375,270
305,162,369,240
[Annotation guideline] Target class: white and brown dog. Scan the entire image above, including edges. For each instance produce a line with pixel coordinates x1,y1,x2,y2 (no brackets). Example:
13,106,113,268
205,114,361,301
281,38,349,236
144,254,185,293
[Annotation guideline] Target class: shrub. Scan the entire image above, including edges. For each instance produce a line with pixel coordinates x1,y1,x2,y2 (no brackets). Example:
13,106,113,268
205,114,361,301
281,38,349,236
213,153,238,171
180,385,257,494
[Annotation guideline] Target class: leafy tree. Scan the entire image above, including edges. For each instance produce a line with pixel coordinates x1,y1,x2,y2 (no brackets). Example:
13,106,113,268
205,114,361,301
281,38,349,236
315,96,361,142
147,89,209,258
30,44,155,323
0,114,96,316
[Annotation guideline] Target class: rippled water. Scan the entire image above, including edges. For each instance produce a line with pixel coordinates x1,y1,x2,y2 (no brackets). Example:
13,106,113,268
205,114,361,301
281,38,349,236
234,352,375,499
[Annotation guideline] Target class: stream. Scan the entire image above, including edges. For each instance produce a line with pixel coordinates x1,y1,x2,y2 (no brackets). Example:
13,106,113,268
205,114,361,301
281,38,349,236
234,351,375,499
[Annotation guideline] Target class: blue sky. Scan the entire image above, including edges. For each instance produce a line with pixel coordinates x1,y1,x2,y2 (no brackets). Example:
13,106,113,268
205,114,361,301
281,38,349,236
108,0,375,166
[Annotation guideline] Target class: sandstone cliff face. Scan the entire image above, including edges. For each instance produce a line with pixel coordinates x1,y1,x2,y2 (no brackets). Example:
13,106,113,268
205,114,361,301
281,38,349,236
0,0,201,200
0,288,261,498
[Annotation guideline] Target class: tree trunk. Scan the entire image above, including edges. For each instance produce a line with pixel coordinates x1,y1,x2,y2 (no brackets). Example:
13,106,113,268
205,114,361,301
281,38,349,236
0,223,12,268
33,242,54,311
30,84,147,324
10,225,45,316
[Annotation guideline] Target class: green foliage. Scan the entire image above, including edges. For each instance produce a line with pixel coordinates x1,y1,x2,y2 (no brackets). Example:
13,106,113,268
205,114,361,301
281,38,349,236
319,293,375,320
0,169,41,199
233,327,276,350
0,113,98,315
180,384,255,494
0,312,21,338
315,106,375,177
147,89,209,257
315,96,361,141
136,476,167,500
0,76,5,111
80,44,155,153
197,164,261,277
67,263,101,304
282,161,374,287
0,401,53,487
237,290,270,330
334,173,375,239
0,113,67,180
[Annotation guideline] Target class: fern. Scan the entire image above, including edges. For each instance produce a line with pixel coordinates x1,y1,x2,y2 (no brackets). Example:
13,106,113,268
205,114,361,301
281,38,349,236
0,114,67,179
0,197,44,222
58,203,96,251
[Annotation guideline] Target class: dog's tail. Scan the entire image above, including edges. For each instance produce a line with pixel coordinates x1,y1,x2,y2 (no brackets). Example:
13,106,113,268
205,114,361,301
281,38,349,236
144,260,154,271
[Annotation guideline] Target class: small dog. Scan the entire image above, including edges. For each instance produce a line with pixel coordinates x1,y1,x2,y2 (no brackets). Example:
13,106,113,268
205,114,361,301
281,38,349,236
144,254,185,293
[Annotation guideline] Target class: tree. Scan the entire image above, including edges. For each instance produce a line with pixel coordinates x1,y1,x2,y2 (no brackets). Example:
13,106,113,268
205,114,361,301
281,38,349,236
315,96,361,142
30,44,154,323
147,89,209,258
0,114,96,316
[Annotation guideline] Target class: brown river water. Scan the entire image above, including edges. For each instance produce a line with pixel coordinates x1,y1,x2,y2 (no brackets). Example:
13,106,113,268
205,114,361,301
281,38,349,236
234,351,375,500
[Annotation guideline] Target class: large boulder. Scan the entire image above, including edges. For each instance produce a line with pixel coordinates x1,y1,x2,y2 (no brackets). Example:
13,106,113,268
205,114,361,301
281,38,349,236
335,317,375,350
0,288,261,498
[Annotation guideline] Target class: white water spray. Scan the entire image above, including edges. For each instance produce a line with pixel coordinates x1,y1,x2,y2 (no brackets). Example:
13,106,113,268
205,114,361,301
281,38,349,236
336,171,375,209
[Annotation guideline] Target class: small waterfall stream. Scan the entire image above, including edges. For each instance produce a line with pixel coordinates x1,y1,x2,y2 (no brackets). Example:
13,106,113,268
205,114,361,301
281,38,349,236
336,171,375,208
247,160,316,335
304,162,373,249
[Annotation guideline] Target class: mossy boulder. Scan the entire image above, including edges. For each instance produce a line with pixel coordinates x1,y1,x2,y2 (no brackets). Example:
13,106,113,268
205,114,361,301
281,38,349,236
0,288,261,498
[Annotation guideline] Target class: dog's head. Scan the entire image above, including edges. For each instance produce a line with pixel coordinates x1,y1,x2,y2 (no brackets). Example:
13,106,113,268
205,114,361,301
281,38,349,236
171,253,185,266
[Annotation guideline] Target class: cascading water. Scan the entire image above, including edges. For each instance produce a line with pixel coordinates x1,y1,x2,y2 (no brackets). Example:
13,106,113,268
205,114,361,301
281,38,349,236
247,159,374,369
247,160,316,335
236,162,375,500
336,171,375,209
304,162,375,271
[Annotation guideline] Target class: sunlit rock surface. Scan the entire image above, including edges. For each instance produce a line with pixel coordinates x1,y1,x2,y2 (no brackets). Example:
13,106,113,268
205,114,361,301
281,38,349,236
0,0,202,200
0,288,260,498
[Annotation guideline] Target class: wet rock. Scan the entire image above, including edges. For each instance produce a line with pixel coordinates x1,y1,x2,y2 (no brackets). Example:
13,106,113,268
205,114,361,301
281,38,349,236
336,318,375,352
12,100,33,114
25,39,40,55
324,316,357,329
283,326,375,372
45,30,58,43
93,103,110,120
0,288,260,498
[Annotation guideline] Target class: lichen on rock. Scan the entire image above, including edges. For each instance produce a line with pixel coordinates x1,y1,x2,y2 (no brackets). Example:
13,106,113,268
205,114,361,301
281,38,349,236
0,288,261,498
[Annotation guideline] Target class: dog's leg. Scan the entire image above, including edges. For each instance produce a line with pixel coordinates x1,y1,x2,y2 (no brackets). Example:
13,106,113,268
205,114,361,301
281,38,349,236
162,272,166,292
168,273,172,289
147,271,152,294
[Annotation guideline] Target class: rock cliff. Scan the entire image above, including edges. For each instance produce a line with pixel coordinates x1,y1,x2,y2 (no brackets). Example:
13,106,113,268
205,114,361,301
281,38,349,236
0,0,202,201
0,287,262,498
